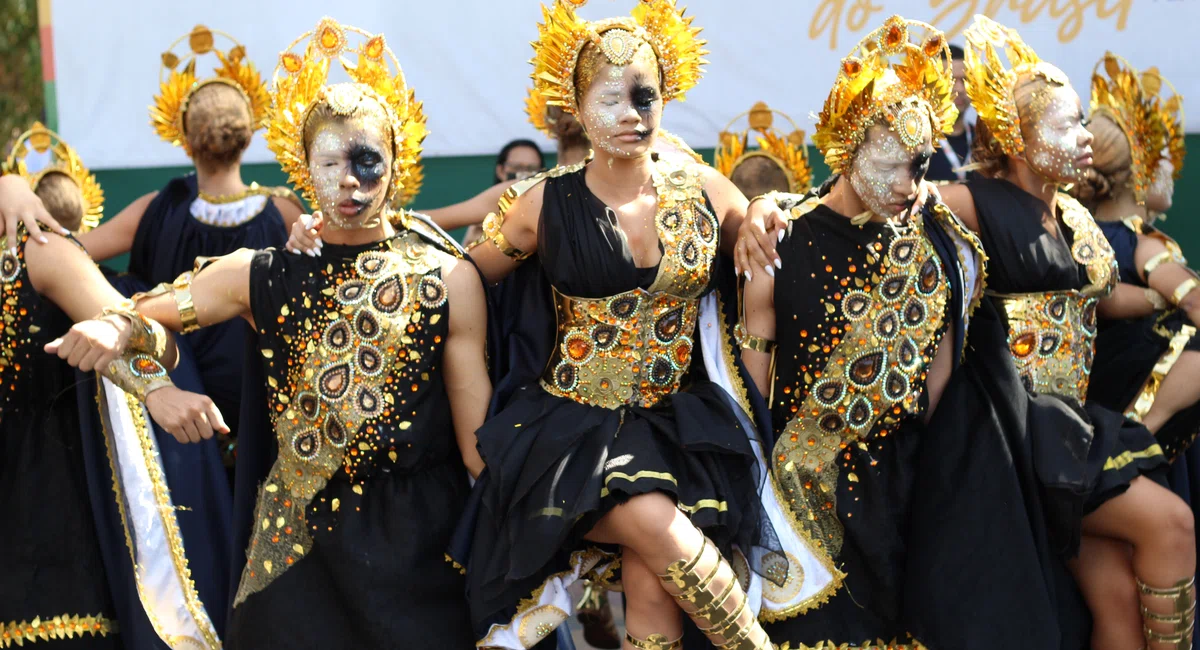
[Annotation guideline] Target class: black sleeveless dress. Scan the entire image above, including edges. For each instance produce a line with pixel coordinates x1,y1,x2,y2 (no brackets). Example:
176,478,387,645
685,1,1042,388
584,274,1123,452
224,224,475,649
129,174,290,465
458,160,767,648
0,227,119,647
969,178,1167,510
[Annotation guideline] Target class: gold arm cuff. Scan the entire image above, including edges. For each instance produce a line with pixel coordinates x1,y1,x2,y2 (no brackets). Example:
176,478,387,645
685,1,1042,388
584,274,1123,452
625,633,683,650
1145,251,1176,278
1145,287,1169,311
734,323,775,354
1172,278,1200,306
172,272,199,334
106,351,173,402
100,301,169,360
482,212,531,261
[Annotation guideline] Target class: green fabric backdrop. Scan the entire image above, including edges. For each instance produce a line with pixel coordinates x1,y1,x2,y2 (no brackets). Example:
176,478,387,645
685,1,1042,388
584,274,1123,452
92,136,1200,271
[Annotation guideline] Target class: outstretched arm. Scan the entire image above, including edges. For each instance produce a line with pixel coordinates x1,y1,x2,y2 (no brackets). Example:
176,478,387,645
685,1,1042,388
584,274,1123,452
133,249,256,332
441,258,490,479
425,180,517,232
76,192,157,262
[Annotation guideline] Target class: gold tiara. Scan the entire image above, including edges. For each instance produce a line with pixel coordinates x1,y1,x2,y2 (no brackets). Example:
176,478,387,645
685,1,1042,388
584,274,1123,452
963,14,1069,158
531,0,707,117
150,25,270,152
525,86,553,137
813,15,957,175
715,101,812,193
266,17,428,208
3,122,104,233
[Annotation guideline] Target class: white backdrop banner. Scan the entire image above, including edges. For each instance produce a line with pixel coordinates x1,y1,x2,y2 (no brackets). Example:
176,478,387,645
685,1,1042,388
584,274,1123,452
49,0,1198,170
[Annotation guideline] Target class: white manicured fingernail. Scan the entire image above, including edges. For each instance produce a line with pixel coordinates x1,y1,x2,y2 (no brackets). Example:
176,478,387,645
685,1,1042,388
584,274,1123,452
38,236,48,243
315,238,323,248
765,265,774,278
306,249,316,257
60,228,70,235
288,248,300,255
774,258,782,269
745,270,753,283
778,229,785,242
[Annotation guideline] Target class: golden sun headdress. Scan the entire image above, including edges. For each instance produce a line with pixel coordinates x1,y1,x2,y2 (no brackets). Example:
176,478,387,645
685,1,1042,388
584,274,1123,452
813,15,957,175
1089,53,1176,203
1144,67,1186,181
150,25,270,153
267,17,428,208
963,14,1070,158
525,86,553,137
531,0,707,117
715,101,812,193
3,122,103,233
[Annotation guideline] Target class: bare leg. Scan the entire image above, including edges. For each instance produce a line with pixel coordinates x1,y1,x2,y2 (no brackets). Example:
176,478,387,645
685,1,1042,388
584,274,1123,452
1071,536,1142,650
1141,351,1200,434
1083,477,1197,649
621,547,683,649
586,492,771,648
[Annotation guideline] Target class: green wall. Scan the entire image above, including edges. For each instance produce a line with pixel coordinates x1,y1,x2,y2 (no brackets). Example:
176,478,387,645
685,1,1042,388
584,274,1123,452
92,135,1200,270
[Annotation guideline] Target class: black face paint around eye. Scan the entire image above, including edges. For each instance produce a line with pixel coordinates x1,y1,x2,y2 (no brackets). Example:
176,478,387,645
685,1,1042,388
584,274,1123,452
349,144,386,187
911,150,932,184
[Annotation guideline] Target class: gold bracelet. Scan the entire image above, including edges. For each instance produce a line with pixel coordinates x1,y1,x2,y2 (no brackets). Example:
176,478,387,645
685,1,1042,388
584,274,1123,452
748,191,779,207
1172,278,1199,306
482,212,531,261
106,351,173,401
734,323,775,354
1145,287,1169,310
172,272,200,334
100,301,169,360
1144,251,1175,278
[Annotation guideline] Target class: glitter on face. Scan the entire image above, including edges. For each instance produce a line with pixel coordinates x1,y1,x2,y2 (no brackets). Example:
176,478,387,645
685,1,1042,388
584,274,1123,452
1147,155,1175,213
1025,84,1092,185
849,122,933,219
578,48,662,159
308,114,393,229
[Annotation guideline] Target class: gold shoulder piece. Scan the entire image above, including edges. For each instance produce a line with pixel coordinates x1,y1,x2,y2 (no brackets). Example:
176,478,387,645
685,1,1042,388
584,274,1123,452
783,195,821,223
1057,193,1118,297
480,157,590,261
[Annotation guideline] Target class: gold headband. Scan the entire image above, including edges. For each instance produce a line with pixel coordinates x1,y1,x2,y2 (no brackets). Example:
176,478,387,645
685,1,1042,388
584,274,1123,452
813,15,957,175
963,14,1070,158
150,25,270,153
266,17,428,208
3,122,104,233
531,0,707,116
715,102,812,193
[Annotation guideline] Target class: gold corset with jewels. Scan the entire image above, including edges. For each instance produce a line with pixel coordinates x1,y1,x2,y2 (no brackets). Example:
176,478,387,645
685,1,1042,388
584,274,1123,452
540,159,717,410
993,194,1118,402
997,291,1097,400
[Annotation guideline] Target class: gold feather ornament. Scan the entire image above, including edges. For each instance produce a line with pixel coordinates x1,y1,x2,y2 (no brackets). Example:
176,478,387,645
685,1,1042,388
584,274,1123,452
525,86,553,137
150,25,270,154
813,15,957,175
1142,67,1186,182
715,101,812,193
962,14,1070,159
530,0,708,117
1090,52,1167,204
266,17,428,209
3,122,104,233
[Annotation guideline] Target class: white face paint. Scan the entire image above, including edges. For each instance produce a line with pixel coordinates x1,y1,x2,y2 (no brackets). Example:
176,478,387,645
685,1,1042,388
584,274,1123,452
307,114,393,229
578,53,662,159
1025,84,1093,185
1147,153,1175,213
849,122,934,218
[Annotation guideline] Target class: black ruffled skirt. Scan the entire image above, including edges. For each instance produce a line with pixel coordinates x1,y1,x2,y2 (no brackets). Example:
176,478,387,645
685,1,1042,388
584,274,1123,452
1091,310,1200,461
458,378,763,639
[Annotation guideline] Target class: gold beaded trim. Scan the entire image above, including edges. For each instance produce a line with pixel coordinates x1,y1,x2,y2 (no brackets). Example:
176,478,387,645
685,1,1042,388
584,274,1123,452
0,614,117,647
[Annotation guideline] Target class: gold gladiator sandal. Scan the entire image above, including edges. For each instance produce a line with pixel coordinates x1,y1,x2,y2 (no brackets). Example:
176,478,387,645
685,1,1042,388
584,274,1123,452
1138,576,1196,649
657,538,772,649
625,632,683,650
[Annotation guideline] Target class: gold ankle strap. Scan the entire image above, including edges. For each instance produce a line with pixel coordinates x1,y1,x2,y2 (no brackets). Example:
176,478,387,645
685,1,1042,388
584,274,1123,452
625,632,682,650
1138,576,1196,610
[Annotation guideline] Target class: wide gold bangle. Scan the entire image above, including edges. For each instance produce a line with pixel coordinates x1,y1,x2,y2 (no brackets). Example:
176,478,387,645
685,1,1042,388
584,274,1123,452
1145,287,1169,311
1171,278,1200,306
1144,251,1175,278
481,212,531,261
172,271,199,334
734,323,775,354
106,351,173,401
100,301,169,360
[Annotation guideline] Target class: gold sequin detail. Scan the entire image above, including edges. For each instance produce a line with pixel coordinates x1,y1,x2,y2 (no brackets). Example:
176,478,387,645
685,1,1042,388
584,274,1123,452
0,614,117,647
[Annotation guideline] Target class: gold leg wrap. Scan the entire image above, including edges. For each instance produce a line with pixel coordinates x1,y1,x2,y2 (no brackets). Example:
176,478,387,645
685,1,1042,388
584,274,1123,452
1138,576,1196,648
658,538,773,649
625,632,683,650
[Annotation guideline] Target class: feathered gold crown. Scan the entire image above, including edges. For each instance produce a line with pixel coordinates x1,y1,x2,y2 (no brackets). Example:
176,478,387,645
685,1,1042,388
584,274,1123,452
150,25,270,153
1090,53,1168,204
715,101,812,193
267,17,428,208
1142,67,1185,181
2,122,103,233
813,15,957,175
531,0,707,117
525,86,553,137
963,14,1070,158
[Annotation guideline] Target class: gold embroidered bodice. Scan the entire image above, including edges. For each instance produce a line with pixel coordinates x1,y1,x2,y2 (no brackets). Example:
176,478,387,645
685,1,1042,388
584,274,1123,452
994,194,1118,401
540,159,718,410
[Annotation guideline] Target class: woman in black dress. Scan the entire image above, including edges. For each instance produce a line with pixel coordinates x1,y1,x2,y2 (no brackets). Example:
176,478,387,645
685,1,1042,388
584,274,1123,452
930,17,1195,650
57,20,492,648
454,2,778,648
